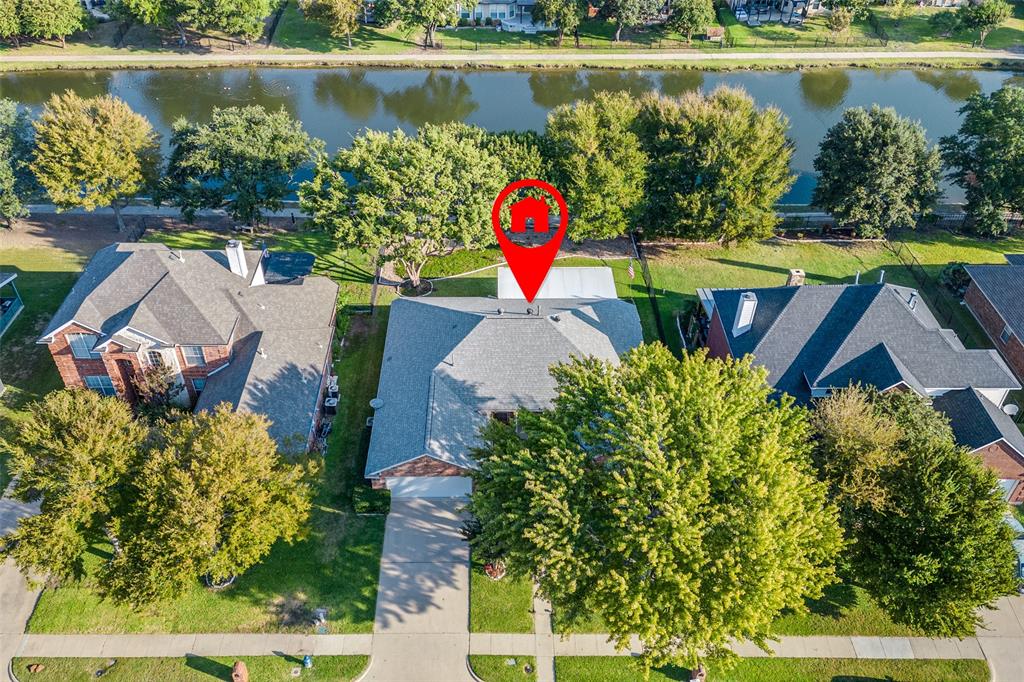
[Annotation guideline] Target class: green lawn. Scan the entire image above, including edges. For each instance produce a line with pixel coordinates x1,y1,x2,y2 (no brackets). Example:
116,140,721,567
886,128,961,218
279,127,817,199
470,557,534,633
555,657,990,682
720,8,878,49
11,656,368,681
870,3,1024,50
470,655,538,682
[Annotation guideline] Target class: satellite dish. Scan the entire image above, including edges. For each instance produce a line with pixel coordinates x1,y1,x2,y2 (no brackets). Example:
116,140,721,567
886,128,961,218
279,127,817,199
369,398,384,410
1003,403,1019,417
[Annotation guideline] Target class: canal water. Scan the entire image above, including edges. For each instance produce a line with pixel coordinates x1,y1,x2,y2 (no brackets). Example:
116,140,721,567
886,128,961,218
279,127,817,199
3,67,1021,203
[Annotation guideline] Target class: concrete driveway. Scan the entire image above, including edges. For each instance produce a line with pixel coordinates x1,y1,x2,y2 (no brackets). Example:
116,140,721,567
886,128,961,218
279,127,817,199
363,498,474,682
978,595,1024,682
0,485,41,680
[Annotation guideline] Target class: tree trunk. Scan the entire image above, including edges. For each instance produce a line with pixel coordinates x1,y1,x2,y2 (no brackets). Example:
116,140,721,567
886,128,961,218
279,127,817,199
556,28,564,46
347,31,352,47
574,27,580,47
176,21,187,46
686,30,692,44
111,201,127,233
980,29,989,46
614,23,623,41
60,35,66,48
424,24,436,47
104,525,122,556
404,260,425,288
11,35,19,48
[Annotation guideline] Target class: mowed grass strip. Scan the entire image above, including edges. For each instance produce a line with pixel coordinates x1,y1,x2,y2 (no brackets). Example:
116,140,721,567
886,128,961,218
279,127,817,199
554,656,990,682
11,656,369,681
470,557,534,633
470,655,538,682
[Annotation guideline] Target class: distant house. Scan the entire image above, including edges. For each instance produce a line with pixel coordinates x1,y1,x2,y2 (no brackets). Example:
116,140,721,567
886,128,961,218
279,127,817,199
38,241,339,450
455,0,536,23
365,282,643,497
0,272,24,339
701,282,1024,501
965,255,1024,382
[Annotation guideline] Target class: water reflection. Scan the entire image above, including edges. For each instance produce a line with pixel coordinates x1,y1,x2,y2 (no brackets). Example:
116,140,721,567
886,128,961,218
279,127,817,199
660,71,705,97
913,70,981,102
314,70,380,121
527,70,657,107
0,71,112,107
799,69,851,113
140,69,299,127
380,71,478,125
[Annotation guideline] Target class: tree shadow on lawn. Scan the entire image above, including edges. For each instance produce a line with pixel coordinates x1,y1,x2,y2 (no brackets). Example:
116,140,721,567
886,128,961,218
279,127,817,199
797,582,859,620
710,258,847,285
184,655,234,680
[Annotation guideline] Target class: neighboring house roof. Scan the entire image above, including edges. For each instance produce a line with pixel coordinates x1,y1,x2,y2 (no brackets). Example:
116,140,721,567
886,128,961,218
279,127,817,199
497,266,618,300
40,242,338,447
966,256,1024,337
365,297,644,477
708,283,1019,403
932,387,1024,455
0,272,16,288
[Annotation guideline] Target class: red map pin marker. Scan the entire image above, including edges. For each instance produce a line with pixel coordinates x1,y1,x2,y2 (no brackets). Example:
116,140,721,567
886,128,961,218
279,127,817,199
491,179,569,303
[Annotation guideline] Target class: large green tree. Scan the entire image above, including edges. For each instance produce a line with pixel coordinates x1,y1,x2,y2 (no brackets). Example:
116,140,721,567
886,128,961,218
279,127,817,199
0,390,147,583
299,0,361,47
636,87,794,242
469,344,842,671
812,105,941,238
545,92,647,241
300,123,506,288
941,85,1024,236
813,387,1019,636
373,0,455,47
531,0,583,46
105,405,313,604
0,98,35,228
31,91,161,232
959,0,1011,46
0,0,23,47
599,0,664,41
668,0,715,44
115,0,271,41
20,0,84,47
163,105,317,226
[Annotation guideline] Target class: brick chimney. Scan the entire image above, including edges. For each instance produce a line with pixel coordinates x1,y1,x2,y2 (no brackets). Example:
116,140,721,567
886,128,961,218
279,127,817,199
786,269,805,286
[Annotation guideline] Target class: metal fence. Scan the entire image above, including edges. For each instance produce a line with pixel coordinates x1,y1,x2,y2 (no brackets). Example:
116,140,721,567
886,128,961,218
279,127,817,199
630,232,668,345
885,237,960,328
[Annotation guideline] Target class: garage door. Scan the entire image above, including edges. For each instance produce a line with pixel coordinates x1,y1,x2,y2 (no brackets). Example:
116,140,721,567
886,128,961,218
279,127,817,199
386,476,472,498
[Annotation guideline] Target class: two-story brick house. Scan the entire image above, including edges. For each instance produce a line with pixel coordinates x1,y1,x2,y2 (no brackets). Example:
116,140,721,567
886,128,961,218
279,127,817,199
38,241,339,449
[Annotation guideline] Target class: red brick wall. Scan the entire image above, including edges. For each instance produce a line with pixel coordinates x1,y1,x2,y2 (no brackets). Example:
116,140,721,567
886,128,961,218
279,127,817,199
706,309,732,360
174,345,231,401
965,281,1024,380
975,440,1024,504
371,456,473,489
48,323,116,392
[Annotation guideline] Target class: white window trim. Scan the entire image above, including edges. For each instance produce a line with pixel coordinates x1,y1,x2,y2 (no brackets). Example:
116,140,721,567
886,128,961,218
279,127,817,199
68,333,101,360
84,375,116,396
1001,325,1014,344
182,345,206,367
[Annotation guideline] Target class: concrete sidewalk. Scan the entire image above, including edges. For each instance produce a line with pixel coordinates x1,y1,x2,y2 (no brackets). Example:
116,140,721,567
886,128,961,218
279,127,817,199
15,633,373,658
0,483,41,682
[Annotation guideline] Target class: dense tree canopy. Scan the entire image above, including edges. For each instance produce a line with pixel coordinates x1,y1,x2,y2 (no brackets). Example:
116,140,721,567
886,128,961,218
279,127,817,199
959,0,1011,46
813,387,1019,636
163,105,317,225
31,91,161,232
0,98,35,227
941,85,1024,236
636,87,794,242
115,0,272,41
20,0,85,47
105,405,314,604
532,0,583,46
374,0,454,47
545,92,647,241
299,122,506,288
299,0,361,46
813,105,940,237
599,0,664,41
668,0,715,43
0,389,147,582
469,344,842,670
0,0,23,47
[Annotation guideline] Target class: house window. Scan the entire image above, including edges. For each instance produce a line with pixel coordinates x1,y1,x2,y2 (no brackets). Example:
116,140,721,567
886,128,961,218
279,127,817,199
67,333,101,359
182,346,206,367
1001,325,1014,344
192,378,206,393
84,375,116,396
147,350,165,367
461,9,470,17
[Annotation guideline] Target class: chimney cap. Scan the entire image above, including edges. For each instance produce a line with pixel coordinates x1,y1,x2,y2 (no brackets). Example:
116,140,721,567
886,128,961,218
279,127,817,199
370,398,384,409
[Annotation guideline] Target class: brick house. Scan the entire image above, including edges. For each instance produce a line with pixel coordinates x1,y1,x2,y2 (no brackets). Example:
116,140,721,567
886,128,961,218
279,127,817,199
700,282,1024,502
365,279,643,497
38,241,339,450
965,255,1024,382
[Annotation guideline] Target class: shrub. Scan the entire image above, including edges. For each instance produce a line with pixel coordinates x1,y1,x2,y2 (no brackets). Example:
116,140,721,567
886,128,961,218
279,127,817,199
458,16,469,26
484,16,493,25
940,262,972,298
352,485,391,514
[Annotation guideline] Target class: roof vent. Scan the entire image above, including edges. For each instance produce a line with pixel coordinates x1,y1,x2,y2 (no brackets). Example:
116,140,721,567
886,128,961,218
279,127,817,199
257,347,267,358
908,292,918,310
1004,403,1019,417
226,240,248,278
496,307,504,316
370,398,384,409
732,292,758,337
879,269,885,284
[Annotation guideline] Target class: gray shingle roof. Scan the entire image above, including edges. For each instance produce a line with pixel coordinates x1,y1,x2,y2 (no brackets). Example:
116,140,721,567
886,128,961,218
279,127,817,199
710,283,1019,403
966,257,1024,338
933,387,1024,455
41,242,338,448
365,297,644,477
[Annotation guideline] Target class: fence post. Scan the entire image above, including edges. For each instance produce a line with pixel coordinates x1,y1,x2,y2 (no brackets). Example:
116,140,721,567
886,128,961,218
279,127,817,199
629,232,668,346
